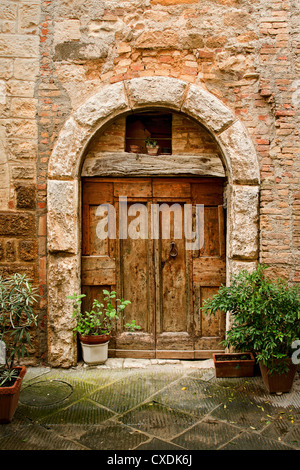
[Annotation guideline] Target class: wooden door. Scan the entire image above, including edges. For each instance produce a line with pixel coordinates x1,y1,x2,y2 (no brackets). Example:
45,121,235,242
81,177,226,359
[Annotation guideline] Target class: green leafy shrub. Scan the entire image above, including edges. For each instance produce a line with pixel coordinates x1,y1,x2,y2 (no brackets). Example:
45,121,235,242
68,290,141,337
0,274,38,386
202,265,300,375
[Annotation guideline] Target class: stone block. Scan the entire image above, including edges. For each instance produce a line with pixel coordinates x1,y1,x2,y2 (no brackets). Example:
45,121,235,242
47,254,80,367
10,97,38,118
181,84,235,134
0,263,36,280
19,3,41,34
135,30,179,49
7,119,38,139
47,180,79,254
14,58,39,81
0,34,39,58
217,120,260,184
127,76,187,110
0,2,17,21
0,58,13,79
8,139,37,160
226,259,258,285
74,81,129,127
11,165,36,180
228,185,259,260
7,79,36,98
5,240,16,261
16,185,36,209
0,212,35,237
18,239,36,261
0,79,6,105
53,19,81,45
48,117,87,179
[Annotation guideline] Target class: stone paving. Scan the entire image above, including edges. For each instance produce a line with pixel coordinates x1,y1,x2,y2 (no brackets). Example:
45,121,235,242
0,359,300,451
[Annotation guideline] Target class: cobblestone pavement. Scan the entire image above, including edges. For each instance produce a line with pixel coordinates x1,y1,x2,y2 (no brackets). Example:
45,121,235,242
0,359,300,452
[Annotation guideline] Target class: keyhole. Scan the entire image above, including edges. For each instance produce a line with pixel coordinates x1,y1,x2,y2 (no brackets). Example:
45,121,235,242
169,242,178,258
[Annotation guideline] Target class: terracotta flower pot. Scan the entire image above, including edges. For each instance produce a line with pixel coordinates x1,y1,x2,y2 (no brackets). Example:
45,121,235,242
259,359,298,393
146,146,159,156
213,352,255,378
79,333,111,345
0,366,26,424
129,145,140,153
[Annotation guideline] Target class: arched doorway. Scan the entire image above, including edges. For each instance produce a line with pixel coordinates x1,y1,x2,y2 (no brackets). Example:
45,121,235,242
47,77,260,367
80,110,226,359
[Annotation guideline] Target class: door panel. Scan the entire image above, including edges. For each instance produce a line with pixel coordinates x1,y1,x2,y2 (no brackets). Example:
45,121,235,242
155,201,193,356
116,201,155,352
81,177,226,359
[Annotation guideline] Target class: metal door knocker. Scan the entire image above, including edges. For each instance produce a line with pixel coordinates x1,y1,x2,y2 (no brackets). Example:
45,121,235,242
169,242,178,258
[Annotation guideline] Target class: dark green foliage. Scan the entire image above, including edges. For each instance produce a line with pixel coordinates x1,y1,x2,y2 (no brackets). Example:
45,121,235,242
202,265,300,375
0,274,38,386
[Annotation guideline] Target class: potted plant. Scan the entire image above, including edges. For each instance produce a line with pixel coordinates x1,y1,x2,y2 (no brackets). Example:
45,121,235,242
68,290,141,365
0,274,38,423
145,137,159,155
202,265,300,391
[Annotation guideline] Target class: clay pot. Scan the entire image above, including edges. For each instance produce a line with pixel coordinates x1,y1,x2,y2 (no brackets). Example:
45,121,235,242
213,352,255,378
0,366,26,424
259,359,298,393
146,146,159,156
79,333,111,345
129,145,140,153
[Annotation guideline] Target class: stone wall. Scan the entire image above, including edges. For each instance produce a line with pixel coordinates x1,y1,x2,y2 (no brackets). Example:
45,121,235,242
44,0,300,285
0,0,299,365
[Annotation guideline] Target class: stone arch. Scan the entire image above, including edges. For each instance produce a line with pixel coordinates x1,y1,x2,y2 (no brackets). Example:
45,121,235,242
47,77,260,367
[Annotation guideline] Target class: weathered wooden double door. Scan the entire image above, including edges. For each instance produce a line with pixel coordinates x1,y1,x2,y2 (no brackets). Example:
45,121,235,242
82,177,226,359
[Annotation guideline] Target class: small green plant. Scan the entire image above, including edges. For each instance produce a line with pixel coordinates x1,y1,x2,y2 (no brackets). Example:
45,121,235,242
68,290,141,337
0,274,38,386
145,137,157,147
201,265,300,376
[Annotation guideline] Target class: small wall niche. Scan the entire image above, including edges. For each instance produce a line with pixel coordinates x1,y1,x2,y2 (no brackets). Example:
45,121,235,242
125,112,172,154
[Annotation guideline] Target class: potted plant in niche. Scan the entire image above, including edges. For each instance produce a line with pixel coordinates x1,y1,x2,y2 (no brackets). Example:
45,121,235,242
145,137,159,156
0,274,38,423
68,290,141,365
202,265,300,391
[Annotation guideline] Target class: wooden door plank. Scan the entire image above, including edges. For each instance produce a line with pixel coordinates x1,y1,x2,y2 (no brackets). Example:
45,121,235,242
153,179,191,198
81,256,116,285
191,179,223,205
82,181,114,204
114,180,152,198
115,200,155,351
82,204,90,255
81,153,225,178
193,257,226,285
218,205,226,257
155,201,193,351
